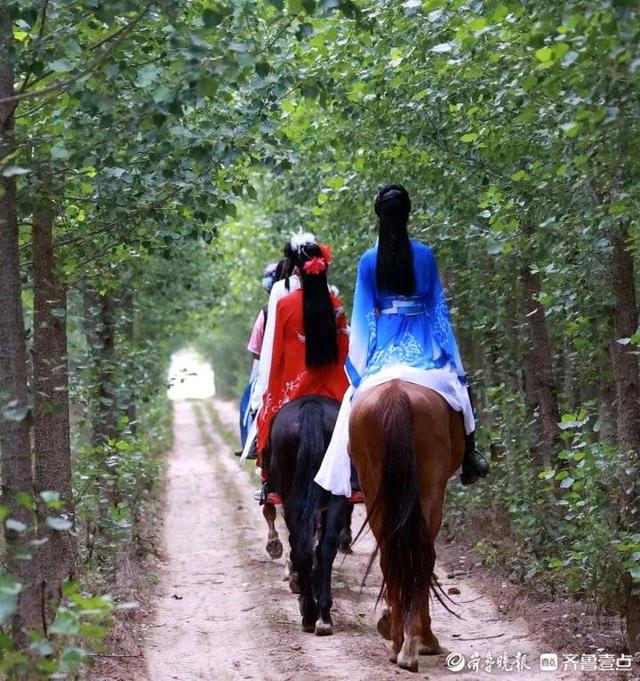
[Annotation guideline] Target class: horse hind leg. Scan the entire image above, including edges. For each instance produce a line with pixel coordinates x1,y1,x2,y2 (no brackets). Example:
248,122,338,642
314,496,345,635
284,505,317,632
419,606,444,655
263,502,283,559
377,606,392,640
396,607,422,673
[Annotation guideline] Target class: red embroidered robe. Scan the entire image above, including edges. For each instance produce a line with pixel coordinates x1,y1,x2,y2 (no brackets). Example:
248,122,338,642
257,289,349,454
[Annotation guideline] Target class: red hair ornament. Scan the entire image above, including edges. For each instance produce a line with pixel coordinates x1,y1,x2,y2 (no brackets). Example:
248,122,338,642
303,257,327,275
319,243,333,265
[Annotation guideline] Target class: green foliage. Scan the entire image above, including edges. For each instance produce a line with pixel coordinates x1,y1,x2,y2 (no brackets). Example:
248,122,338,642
0,580,113,679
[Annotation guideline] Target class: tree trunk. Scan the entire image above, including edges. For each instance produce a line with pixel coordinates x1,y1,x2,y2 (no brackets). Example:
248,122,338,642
609,225,640,653
83,288,118,446
0,7,42,643
83,288,119,518
32,191,76,626
521,265,561,467
121,290,137,434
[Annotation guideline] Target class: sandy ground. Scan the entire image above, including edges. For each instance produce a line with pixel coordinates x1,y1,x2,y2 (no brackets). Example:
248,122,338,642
141,398,587,681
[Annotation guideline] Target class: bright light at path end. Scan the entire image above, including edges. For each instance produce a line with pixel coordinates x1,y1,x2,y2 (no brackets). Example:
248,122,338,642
167,349,216,400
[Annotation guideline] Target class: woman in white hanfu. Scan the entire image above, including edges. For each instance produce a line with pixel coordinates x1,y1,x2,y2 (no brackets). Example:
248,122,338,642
240,232,316,462
315,184,489,497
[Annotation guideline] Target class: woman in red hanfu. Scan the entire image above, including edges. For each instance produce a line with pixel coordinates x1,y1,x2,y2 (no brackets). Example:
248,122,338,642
256,242,349,501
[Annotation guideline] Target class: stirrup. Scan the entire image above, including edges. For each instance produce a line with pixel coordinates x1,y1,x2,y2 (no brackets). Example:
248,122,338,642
255,481,268,504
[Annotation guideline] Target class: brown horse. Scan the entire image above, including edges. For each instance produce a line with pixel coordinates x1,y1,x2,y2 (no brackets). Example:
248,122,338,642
349,380,465,673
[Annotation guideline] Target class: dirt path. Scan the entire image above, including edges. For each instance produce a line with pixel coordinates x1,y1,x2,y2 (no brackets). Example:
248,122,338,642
144,398,582,680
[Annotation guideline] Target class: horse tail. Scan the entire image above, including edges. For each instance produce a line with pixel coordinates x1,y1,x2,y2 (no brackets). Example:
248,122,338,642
290,398,325,555
372,383,435,620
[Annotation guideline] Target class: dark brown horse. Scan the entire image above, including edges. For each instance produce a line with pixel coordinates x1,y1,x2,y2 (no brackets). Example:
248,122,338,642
268,395,349,635
349,380,465,673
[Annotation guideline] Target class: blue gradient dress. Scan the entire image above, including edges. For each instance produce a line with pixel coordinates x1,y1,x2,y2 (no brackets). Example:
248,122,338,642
315,240,474,496
345,241,465,389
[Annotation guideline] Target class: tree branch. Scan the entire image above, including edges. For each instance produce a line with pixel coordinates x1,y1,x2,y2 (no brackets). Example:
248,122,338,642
0,1,155,109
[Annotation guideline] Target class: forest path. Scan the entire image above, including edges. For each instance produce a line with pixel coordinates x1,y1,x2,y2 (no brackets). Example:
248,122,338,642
144,398,580,681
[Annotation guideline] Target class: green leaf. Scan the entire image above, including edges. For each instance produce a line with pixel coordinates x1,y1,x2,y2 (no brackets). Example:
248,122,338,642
2,401,29,422
0,576,21,625
2,166,30,177
202,9,224,27
135,65,162,88
255,61,271,77
40,491,62,509
16,492,33,511
460,132,477,142
492,4,509,21
46,516,73,531
51,143,71,161
5,519,27,533
469,17,487,31
431,42,452,53
535,47,553,63
49,59,74,73
49,610,78,635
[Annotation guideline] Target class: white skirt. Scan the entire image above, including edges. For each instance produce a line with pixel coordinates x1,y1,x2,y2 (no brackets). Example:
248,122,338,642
314,364,474,497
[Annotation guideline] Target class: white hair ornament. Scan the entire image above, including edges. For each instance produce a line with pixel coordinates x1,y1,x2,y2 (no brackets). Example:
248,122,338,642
290,231,316,251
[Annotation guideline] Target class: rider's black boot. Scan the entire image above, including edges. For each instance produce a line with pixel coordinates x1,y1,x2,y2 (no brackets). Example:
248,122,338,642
460,430,490,486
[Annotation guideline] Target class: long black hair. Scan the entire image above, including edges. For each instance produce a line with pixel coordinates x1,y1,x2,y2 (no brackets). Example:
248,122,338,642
295,243,339,368
274,257,294,283
374,184,416,295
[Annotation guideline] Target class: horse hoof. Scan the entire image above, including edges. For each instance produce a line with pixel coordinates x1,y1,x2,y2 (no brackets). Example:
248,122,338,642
389,654,397,664
289,575,300,594
314,620,333,636
302,620,316,633
420,642,446,656
377,613,392,640
266,538,283,560
397,659,419,673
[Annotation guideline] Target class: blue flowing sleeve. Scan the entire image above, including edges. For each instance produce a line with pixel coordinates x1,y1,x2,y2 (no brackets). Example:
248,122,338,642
345,251,377,389
426,248,467,383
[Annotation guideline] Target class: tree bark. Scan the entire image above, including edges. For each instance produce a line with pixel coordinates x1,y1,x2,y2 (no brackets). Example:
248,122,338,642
609,225,640,653
521,265,561,467
0,6,42,643
83,288,118,446
83,288,119,518
121,290,137,434
32,190,76,626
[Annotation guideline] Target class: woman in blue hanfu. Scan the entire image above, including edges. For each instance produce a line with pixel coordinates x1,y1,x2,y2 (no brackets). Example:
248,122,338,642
315,184,489,497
